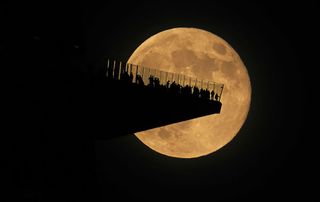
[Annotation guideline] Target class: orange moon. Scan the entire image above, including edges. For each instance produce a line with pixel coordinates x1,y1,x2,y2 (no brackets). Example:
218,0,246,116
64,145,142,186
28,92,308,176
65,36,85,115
128,27,251,158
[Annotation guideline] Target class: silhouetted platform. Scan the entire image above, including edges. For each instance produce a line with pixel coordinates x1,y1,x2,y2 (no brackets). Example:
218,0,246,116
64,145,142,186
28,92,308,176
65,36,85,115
87,76,222,138
39,61,223,139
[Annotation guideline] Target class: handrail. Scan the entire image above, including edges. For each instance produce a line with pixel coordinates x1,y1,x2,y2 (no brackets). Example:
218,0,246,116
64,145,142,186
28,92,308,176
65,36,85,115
105,59,224,101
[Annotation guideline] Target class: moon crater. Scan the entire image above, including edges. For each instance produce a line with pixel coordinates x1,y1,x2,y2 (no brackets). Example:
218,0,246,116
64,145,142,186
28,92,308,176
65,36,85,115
213,43,227,55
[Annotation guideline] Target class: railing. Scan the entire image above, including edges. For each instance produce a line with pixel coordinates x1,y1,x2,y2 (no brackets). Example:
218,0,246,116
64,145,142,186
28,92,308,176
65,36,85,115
105,59,224,101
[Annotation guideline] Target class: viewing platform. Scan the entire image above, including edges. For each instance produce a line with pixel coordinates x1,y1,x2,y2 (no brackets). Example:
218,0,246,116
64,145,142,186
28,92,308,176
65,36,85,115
88,59,224,138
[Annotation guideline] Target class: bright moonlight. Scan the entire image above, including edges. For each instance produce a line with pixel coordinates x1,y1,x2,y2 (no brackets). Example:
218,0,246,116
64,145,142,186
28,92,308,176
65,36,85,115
128,27,251,158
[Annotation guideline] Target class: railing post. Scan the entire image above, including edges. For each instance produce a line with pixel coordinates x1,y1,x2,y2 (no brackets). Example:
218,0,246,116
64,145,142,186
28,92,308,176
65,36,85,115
219,85,224,101
142,66,145,80
105,58,110,77
118,61,122,80
135,65,139,83
112,60,116,79
165,72,168,83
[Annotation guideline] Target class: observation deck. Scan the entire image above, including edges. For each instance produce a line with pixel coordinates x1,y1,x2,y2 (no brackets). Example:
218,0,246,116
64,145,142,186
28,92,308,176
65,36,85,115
88,59,224,138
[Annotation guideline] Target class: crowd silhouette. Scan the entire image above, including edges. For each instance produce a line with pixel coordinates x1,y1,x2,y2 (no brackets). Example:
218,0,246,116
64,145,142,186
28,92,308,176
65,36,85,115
106,60,223,102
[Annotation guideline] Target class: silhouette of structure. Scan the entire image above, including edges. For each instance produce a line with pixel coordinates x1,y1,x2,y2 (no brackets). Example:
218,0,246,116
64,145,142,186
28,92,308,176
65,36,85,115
89,59,224,138
10,34,225,201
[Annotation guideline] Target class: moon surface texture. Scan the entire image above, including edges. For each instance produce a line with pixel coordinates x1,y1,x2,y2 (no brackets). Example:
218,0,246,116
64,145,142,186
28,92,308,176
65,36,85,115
127,28,251,158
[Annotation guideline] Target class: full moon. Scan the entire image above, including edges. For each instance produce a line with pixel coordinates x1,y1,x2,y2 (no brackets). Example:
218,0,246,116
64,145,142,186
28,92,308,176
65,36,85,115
128,28,251,158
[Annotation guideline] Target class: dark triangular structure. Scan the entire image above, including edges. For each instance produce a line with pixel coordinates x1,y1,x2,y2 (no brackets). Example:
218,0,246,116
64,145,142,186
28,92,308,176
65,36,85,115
83,59,224,138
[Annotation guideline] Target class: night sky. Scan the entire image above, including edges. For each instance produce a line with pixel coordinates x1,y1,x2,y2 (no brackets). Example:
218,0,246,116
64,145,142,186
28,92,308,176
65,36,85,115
3,1,315,201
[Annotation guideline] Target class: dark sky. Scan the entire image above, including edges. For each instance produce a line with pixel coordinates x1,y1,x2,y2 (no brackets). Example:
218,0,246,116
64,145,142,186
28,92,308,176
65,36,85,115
4,1,315,201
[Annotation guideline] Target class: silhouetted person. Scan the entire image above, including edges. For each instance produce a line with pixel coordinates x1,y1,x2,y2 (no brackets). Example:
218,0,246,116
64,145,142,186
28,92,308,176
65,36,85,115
166,80,170,89
148,75,154,87
193,86,199,98
181,85,187,96
154,77,160,88
200,88,205,99
215,93,219,101
129,72,133,83
205,89,210,100
170,81,178,93
136,75,144,86
120,71,129,82
186,85,192,95
211,90,215,100
176,84,181,94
